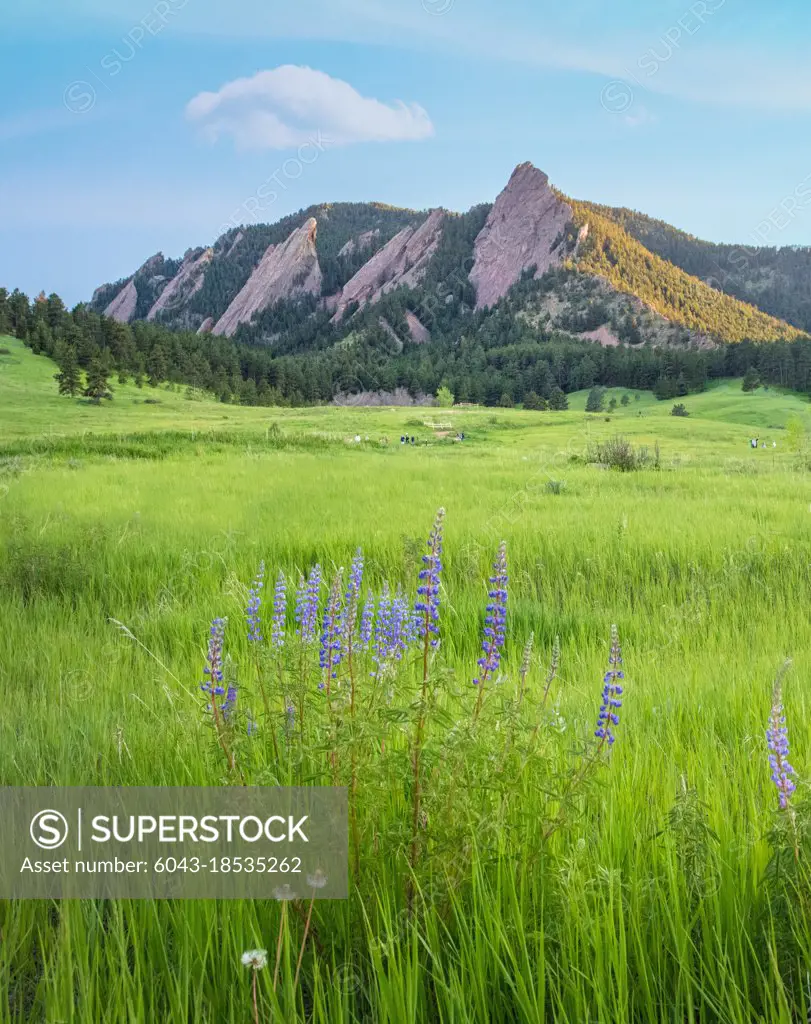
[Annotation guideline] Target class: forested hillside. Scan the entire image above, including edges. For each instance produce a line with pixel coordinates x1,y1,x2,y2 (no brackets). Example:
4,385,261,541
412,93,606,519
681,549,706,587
584,202,811,333
569,202,804,343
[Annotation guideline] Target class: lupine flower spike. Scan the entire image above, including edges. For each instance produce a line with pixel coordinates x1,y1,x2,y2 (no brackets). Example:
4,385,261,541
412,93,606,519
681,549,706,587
415,508,446,656
595,625,623,748
372,584,414,687
200,617,238,774
359,595,375,651
271,571,286,650
319,571,344,694
766,662,796,811
245,563,264,644
201,617,227,705
473,541,508,721
295,564,322,645
344,549,364,640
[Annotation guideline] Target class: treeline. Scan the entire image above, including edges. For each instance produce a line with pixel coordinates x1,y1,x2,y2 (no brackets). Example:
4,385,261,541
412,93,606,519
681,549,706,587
4,285,811,408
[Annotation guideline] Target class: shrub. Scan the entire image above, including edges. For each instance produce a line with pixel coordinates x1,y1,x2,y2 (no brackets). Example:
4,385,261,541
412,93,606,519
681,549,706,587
435,386,454,408
671,403,689,417
545,479,566,494
587,434,651,471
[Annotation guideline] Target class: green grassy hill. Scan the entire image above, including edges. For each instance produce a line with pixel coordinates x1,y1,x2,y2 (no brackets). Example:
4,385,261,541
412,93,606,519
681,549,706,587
4,333,809,456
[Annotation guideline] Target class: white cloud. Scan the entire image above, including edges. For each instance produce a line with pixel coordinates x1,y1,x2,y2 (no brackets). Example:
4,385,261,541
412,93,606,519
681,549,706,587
185,65,434,150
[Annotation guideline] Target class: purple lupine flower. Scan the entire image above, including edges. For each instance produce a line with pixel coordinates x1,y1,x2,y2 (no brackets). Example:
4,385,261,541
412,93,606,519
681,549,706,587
222,683,237,722
200,617,227,700
371,583,393,677
473,541,508,688
766,678,796,811
295,564,322,644
595,625,623,747
414,508,445,649
284,702,296,735
390,588,413,661
245,563,265,644
319,570,344,689
247,712,258,737
343,548,364,641
359,595,375,651
373,584,413,676
271,571,286,649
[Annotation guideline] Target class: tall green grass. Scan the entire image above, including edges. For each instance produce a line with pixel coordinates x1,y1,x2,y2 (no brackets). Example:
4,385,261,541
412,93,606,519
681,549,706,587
2,337,811,1021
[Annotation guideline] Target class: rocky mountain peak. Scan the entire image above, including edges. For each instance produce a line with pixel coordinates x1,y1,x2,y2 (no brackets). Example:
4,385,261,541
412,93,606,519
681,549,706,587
469,162,573,310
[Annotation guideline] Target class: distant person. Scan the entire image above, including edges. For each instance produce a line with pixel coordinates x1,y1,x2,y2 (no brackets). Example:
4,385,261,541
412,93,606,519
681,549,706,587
411,436,416,445
751,438,759,449
354,435,361,444
400,436,405,444
773,441,777,448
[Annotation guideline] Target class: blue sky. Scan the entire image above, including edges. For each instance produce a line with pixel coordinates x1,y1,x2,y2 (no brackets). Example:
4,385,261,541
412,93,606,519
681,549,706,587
2,0,810,305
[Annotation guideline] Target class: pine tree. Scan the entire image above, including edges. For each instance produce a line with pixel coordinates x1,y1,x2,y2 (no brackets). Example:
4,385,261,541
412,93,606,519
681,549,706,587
147,344,168,387
84,355,113,404
54,344,82,397
742,367,761,392
548,386,569,411
524,390,547,410
585,386,606,412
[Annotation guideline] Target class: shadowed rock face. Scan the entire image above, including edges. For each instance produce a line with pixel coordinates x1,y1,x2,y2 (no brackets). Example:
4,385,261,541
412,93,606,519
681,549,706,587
332,210,445,322
405,311,430,343
146,248,213,322
213,218,322,337
104,279,138,323
469,163,573,310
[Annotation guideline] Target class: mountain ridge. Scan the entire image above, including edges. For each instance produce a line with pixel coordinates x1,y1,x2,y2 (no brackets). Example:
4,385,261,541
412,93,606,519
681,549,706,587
90,164,807,349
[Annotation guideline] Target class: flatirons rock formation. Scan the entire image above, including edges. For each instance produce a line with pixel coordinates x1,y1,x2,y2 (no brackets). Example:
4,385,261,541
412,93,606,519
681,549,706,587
147,247,213,321
104,279,138,323
89,161,807,347
469,162,573,310
331,210,444,322
213,218,322,337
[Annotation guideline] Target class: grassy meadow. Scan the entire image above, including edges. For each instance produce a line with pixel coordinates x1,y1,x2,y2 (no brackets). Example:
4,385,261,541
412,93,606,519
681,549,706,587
2,333,811,1022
